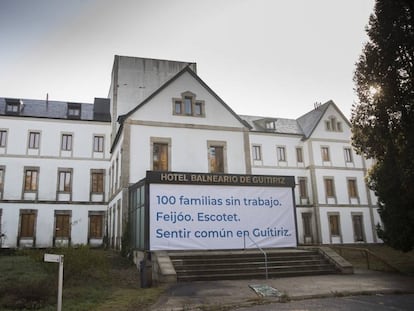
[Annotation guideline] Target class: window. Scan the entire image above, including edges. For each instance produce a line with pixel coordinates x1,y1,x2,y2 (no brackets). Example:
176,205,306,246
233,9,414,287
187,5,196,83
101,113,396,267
174,100,182,114
172,92,205,117
252,145,262,161
58,170,72,192
265,121,276,130
19,210,37,238
0,167,4,194
347,179,358,198
91,170,104,193
302,213,312,237
325,120,331,131
94,136,104,153
277,146,286,161
55,212,71,239
298,178,308,199
61,134,73,151
89,212,104,239
344,148,353,163
296,147,303,163
153,143,168,171
0,130,7,147
24,168,38,191
28,132,40,149
325,117,342,132
5,99,20,115
321,147,330,161
352,214,365,242
93,135,104,152
184,96,192,115
67,103,81,119
194,102,203,116
329,214,340,236
209,145,224,173
324,178,335,197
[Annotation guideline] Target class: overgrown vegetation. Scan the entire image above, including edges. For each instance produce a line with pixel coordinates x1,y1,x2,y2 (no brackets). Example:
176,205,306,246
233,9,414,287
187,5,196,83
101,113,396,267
0,247,163,310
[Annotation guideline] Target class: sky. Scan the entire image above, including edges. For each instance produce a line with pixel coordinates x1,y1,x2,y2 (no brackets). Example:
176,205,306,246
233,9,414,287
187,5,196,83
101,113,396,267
0,0,375,119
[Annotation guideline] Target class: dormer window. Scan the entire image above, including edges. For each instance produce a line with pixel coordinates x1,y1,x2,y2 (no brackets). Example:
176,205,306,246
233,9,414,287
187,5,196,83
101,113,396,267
173,92,205,117
325,116,342,132
5,98,21,115
67,103,81,119
265,121,276,130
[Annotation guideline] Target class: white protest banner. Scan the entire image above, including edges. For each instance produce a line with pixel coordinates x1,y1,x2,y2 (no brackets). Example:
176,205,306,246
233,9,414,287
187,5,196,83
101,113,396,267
149,184,297,250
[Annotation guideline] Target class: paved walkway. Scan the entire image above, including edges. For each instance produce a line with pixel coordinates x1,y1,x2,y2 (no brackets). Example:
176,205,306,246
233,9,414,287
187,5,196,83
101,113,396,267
149,269,414,311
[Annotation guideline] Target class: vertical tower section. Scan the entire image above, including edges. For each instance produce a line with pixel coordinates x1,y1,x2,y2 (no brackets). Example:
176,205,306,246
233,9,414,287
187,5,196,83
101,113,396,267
108,56,197,143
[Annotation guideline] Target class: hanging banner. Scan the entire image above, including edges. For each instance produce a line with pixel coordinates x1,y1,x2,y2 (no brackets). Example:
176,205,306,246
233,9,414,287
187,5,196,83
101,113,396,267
149,184,297,250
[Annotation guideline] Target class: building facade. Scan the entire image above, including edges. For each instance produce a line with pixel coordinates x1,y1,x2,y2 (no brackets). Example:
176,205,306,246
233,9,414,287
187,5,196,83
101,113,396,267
0,56,380,249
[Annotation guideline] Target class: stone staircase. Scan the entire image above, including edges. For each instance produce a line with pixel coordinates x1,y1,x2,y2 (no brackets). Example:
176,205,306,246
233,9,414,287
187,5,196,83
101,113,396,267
168,249,339,282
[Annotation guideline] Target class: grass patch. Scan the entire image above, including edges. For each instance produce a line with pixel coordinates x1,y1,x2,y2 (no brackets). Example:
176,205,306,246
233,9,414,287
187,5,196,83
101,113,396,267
0,248,164,310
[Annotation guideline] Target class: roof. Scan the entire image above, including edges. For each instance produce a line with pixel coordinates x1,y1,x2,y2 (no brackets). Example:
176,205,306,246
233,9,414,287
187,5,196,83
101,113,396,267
296,101,331,138
296,100,351,138
240,115,303,135
0,97,111,122
241,100,350,139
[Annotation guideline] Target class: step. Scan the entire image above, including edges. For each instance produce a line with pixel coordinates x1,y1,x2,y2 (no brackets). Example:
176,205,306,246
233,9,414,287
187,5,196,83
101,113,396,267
169,249,339,282
177,268,337,282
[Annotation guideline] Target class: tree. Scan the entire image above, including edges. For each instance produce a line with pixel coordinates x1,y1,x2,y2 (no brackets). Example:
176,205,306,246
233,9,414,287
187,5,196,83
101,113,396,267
352,0,414,252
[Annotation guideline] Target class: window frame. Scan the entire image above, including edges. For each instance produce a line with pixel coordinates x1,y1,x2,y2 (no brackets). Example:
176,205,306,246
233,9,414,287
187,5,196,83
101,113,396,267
91,169,105,194
277,146,286,162
265,121,276,130
0,166,5,199
344,147,353,163
347,178,358,198
93,135,104,153
24,167,39,192
151,137,171,171
67,103,81,119
0,130,7,147
324,177,335,198
172,92,205,117
5,99,20,115
57,169,72,193
54,210,72,239
61,133,73,151
28,131,40,149
296,147,303,163
352,213,365,242
328,213,341,237
321,146,330,162
207,140,227,174
252,145,262,161
298,177,308,199
19,209,37,239
89,211,105,239
325,116,343,132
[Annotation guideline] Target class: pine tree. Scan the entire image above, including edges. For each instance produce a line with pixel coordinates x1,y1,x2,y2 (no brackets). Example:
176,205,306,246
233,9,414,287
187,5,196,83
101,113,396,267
352,0,414,251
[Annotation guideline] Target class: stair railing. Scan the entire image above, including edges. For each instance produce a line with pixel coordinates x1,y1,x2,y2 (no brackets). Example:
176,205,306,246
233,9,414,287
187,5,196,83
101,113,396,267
244,235,268,279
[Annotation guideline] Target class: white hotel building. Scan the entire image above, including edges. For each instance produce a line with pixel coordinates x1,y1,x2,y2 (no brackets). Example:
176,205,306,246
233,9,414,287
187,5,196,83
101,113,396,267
0,56,380,249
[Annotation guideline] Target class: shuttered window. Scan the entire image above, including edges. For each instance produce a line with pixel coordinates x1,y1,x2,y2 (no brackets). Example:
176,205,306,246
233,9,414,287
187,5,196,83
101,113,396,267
55,214,70,238
20,211,36,238
89,214,103,239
